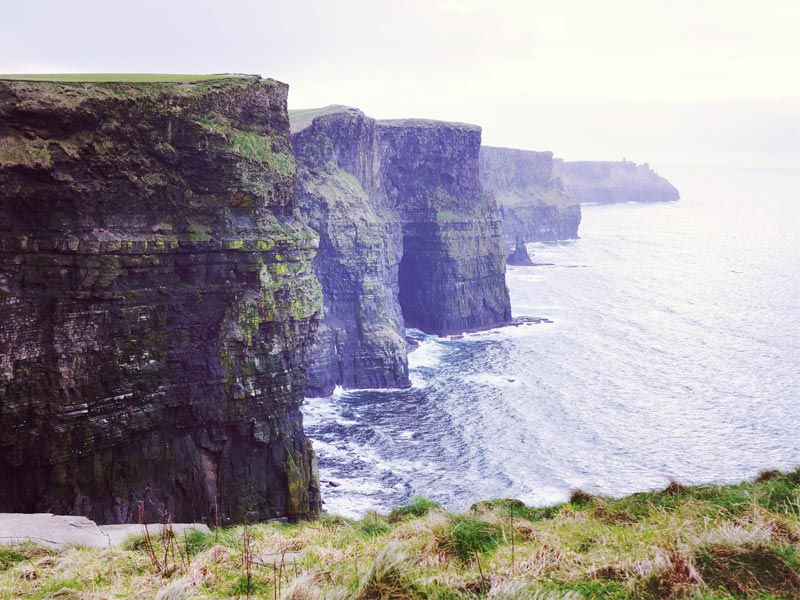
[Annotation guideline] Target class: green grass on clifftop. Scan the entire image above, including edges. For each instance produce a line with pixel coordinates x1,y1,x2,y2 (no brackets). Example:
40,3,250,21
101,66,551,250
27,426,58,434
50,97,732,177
1,469,799,599
0,73,253,83
289,105,355,133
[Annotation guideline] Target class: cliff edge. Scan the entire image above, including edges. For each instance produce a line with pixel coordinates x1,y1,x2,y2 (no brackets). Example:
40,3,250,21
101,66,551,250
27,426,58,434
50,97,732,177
0,76,322,524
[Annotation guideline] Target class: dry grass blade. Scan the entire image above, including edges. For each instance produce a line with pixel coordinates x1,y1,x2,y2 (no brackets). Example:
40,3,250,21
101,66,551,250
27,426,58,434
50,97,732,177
154,576,191,600
358,542,413,600
487,578,582,600
282,573,350,600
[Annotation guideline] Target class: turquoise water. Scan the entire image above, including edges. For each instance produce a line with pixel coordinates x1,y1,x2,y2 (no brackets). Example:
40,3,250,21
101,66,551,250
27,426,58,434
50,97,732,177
304,167,800,518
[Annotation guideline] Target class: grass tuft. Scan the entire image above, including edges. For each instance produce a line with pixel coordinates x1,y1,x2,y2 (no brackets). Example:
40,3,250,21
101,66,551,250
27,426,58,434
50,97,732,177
695,544,800,597
662,478,688,496
154,576,191,600
636,545,703,599
0,548,25,571
439,516,504,563
568,489,596,505
358,542,414,600
388,497,442,523
486,578,582,599
358,511,392,537
758,469,783,482
283,573,350,599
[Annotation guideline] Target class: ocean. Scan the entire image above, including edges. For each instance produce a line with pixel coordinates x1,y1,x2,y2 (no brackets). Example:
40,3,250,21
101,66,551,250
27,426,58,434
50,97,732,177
303,166,800,519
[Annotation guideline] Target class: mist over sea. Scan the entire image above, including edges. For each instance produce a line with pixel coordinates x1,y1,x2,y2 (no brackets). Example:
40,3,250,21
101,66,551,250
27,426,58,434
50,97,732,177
304,166,800,519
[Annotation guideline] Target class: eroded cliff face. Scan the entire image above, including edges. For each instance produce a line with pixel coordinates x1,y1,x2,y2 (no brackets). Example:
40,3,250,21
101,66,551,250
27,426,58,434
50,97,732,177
381,120,511,335
292,108,511,396
0,77,322,524
291,108,407,397
479,146,581,265
557,160,679,204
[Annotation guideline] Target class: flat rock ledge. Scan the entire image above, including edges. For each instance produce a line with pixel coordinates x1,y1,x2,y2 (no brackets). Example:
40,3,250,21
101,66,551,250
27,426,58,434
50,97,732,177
0,513,210,550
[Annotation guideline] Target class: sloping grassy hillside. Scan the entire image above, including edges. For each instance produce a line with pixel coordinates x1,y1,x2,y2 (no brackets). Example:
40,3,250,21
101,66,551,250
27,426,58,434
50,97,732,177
2,470,799,599
288,105,354,133
0,74,251,82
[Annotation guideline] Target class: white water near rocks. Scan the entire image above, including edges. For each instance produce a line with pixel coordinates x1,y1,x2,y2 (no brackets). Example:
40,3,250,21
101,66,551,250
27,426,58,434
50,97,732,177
304,166,800,519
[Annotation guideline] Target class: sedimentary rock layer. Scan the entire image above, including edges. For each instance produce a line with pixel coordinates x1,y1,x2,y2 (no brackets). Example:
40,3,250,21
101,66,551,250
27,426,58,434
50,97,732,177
292,108,407,396
0,77,322,524
381,120,511,334
292,108,511,396
557,160,679,204
479,146,581,264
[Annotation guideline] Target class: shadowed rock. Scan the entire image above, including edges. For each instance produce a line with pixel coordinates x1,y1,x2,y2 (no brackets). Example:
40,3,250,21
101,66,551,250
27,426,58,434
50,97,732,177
0,77,322,524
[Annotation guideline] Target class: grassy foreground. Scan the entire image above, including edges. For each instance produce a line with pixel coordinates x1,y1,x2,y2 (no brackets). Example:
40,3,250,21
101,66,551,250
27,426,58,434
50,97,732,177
1,470,799,599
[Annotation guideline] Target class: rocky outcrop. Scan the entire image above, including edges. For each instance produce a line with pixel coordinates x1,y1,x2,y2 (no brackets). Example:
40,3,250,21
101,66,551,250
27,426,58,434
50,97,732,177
479,146,581,265
292,107,511,396
0,77,322,524
557,160,679,204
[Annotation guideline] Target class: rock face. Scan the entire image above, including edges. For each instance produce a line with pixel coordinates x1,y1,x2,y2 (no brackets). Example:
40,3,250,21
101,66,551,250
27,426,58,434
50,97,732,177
382,120,511,334
479,146,581,265
292,108,511,396
557,160,679,204
0,77,322,524
291,108,407,396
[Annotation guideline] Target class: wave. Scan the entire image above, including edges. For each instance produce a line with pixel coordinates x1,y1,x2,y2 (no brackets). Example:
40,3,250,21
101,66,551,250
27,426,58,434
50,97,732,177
407,335,447,369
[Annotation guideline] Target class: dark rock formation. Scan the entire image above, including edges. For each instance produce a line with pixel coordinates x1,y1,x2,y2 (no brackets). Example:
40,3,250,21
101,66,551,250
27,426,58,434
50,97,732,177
479,146,581,265
506,239,535,266
292,108,511,397
0,77,322,524
291,107,407,396
557,160,680,204
382,120,511,334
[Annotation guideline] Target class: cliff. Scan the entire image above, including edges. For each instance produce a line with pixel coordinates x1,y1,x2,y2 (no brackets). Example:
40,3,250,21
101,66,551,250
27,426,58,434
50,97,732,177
0,76,323,524
480,146,581,264
292,107,511,396
291,107,408,395
557,160,680,204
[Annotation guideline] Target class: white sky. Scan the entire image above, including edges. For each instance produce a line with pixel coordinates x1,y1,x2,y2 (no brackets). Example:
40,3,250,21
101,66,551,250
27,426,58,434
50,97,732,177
2,0,799,169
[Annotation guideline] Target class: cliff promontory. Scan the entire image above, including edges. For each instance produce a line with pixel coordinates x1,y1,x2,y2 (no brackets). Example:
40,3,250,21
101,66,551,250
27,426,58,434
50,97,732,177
0,76,322,524
480,146,581,264
292,107,511,396
557,160,679,204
